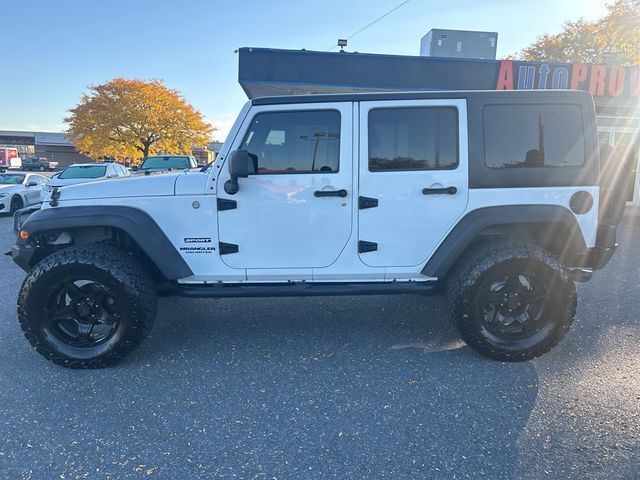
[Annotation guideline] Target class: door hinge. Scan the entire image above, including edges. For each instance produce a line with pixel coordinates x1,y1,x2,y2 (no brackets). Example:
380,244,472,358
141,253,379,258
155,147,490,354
217,198,237,211
358,196,378,209
219,242,239,255
358,240,378,253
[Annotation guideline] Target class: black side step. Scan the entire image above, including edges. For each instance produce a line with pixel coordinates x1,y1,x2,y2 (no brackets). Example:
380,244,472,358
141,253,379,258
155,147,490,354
172,281,438,299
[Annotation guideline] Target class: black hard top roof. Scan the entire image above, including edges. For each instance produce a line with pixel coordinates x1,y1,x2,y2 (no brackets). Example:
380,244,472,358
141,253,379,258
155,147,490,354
251,89,594,106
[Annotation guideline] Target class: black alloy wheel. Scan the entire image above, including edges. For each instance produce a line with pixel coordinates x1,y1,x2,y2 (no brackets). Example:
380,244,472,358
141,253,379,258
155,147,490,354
474,267,552,347
446,241,576,361
46,279,121,349
18,244,157,368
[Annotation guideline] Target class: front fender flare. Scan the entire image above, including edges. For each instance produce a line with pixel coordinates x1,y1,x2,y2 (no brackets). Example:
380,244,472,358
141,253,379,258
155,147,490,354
16,206,193,280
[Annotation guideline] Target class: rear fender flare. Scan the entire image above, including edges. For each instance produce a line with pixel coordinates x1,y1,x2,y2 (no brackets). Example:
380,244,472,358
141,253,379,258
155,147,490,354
422,205,586,278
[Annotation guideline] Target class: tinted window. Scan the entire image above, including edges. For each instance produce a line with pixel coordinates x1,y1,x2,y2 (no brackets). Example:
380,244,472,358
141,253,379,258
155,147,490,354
28,176,44,184
368,107,459,171
59,165,107,179
484,104,585,168
240,110,340,174
0,174,25,184
140,156,191,171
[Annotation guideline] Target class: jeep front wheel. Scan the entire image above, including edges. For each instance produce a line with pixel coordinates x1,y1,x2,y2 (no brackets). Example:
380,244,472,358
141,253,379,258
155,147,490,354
18,245,158,368
446,241,576,361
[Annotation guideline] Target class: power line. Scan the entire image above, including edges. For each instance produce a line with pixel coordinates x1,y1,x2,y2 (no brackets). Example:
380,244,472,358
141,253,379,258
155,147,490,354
327,0,411,51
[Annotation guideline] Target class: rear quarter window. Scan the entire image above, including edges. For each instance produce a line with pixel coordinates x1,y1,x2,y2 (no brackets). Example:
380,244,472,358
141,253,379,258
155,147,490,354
483,104,585,169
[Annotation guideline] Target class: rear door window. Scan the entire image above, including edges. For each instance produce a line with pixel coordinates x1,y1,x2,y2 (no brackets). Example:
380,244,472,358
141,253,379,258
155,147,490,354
368,107,459,171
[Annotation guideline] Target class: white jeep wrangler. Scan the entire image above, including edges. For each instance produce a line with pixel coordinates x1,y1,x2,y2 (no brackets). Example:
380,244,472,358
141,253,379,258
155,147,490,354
11,91,623,368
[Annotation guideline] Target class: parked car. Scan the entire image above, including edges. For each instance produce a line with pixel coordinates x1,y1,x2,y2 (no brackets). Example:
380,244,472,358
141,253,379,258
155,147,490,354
133,155,198,173
21,157,59,172
0,172,48,214
11,90,623,368
40,162,130,201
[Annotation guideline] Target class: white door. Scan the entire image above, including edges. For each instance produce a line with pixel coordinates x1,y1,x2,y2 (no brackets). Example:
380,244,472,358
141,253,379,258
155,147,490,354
358,99,469,267
216,103,353,270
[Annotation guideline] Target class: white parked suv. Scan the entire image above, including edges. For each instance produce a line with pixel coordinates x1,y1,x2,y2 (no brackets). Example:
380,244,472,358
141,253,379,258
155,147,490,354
40,162,130,201
0,172,48,214
11,91,623,368
133,155,199,174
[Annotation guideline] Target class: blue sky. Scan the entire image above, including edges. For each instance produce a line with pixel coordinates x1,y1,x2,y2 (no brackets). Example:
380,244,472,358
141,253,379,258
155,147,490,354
0,0,608,140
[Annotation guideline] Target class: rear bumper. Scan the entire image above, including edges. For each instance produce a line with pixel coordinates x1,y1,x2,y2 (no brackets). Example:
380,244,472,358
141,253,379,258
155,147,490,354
574,245,617,271
570,223,618,271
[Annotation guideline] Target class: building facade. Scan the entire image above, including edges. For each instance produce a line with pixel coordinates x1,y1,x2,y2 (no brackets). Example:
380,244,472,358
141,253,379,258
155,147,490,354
238,47,640,206
0,131,92,168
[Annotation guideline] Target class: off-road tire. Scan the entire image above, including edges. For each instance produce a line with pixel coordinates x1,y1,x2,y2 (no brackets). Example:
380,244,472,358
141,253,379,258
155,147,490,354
10,195,24,214
446,240,576,361
18,244,157,368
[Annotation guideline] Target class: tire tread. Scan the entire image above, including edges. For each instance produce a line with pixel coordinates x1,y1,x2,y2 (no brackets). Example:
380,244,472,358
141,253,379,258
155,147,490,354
17,244,157,368
446,240,577,361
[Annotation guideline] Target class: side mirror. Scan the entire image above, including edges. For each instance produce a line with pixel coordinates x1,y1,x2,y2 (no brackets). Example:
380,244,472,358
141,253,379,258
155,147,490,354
27,181,38,187
224,150,255,195
131,165,139,171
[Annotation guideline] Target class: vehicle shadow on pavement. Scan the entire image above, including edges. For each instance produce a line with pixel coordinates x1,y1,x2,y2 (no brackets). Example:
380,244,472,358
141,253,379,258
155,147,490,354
122,293,541,479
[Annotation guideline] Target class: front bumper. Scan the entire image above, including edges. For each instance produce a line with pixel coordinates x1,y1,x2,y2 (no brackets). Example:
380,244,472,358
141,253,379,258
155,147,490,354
10,244,36,272
0,196,11,212
13,205,41,234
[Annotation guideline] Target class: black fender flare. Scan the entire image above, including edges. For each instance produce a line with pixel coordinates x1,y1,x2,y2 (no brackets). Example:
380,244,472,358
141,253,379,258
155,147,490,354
422,205,587,278
17,206,193,280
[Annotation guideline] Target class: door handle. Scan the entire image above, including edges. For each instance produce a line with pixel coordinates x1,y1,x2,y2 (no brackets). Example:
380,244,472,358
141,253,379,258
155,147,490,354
314,189,348,198
422,186,457,195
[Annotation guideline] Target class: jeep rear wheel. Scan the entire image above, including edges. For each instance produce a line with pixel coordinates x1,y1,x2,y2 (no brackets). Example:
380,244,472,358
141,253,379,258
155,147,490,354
446,241,576,361
18,245,157,368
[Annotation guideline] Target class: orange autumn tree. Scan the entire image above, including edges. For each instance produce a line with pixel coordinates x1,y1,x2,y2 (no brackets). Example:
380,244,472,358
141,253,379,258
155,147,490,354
66,78,213,162
515,0,640,65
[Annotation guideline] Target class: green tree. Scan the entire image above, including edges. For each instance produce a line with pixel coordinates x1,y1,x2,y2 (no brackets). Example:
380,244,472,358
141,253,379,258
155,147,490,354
66,78,213,162
516,0,640,65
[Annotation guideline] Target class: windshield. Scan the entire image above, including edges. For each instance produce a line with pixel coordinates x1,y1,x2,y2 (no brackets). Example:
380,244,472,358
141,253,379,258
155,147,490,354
58,165,107,179
140,156,191,170
0,174,25,185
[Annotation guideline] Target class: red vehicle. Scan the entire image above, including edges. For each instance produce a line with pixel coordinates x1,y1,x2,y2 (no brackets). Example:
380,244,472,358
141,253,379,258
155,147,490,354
0,148,22,172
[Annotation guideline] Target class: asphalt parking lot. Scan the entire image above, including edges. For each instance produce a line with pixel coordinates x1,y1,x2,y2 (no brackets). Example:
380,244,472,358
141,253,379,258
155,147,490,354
0,214,638,480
